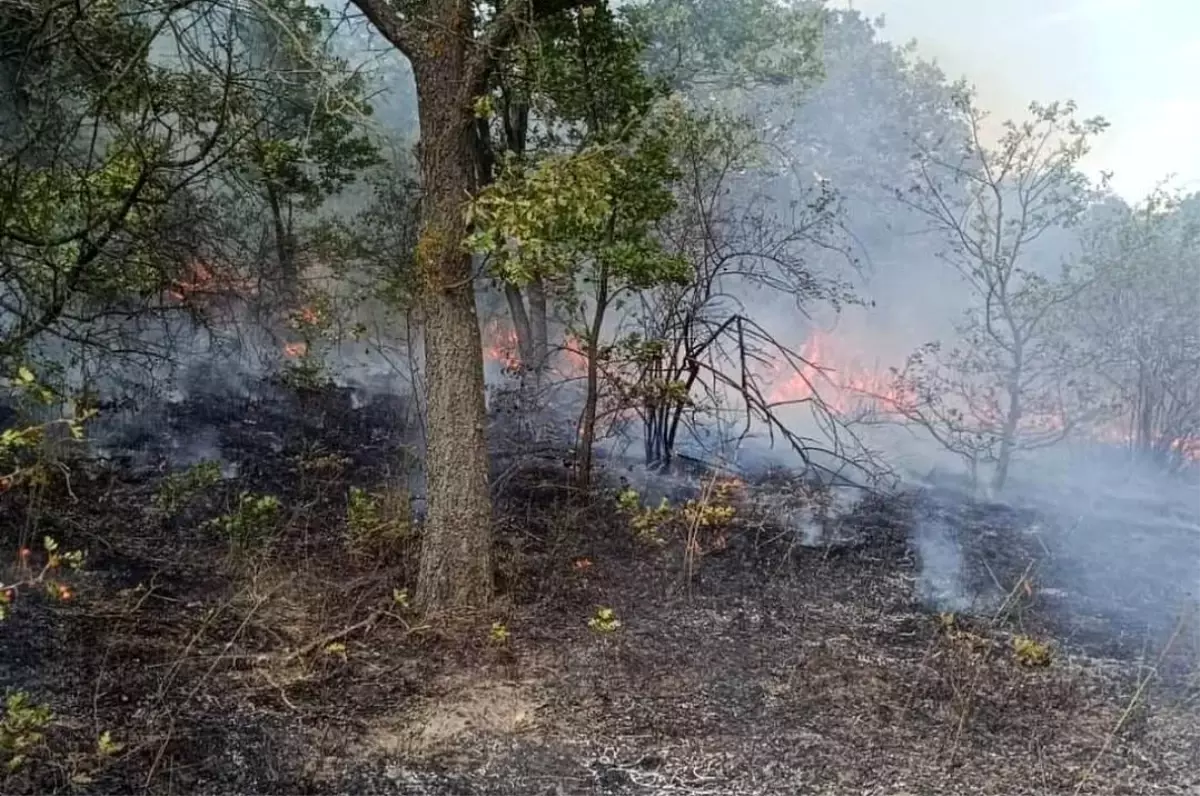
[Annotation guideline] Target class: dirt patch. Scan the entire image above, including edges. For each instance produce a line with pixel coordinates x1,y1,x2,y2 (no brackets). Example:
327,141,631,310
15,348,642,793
367,678,542,758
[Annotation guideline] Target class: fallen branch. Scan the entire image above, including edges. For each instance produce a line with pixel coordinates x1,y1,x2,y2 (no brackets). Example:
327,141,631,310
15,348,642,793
281,607,386,663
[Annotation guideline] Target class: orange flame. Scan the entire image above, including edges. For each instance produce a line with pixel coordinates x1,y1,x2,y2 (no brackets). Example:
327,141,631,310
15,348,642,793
763,331,1199,461
483,319,522,372
764,332,914,414
479,322,1198,462
291,305,322,328
167,260,257,302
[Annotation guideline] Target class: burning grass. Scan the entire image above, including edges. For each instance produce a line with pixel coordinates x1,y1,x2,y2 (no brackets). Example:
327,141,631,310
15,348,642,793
0,381,1197,794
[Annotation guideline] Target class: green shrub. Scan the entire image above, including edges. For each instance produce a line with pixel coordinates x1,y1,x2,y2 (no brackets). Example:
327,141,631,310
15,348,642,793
153,460,222,516
0,692,51,773
205,492,282,551
345,486,411,561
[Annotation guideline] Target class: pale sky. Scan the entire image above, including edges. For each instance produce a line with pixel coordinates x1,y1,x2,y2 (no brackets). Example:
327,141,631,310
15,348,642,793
839,0,1200,201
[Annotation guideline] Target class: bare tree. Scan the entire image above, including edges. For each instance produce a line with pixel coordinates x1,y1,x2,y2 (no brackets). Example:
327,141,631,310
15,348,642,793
608,111,880,484
888,91,1108,492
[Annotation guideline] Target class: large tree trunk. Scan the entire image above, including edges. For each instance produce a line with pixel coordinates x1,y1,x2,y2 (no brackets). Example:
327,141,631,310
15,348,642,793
411,48,493,612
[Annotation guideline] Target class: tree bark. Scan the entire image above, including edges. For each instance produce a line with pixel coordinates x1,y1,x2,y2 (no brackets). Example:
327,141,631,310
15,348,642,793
504,283,536,367
502,278,550,383
411,42,493,612
487,89,550,387
265,183,298,299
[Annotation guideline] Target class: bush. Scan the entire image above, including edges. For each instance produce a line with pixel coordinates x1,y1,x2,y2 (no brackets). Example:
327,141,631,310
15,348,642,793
205,492,282,552
345,486,411,562
153,460,223,516
0,692,51,773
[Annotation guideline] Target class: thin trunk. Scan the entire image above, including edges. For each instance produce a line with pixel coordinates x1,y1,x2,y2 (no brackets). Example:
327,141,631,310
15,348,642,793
528,277,549,380
493,95,548,387
992,355,1024,493
412,49,492,612
266,183,297,292
503,279,549,386
576,266,609,490
504,283,536,367
504,282,537,439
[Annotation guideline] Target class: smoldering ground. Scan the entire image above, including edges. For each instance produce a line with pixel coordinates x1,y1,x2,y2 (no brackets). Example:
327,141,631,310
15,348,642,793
1,363,1198,795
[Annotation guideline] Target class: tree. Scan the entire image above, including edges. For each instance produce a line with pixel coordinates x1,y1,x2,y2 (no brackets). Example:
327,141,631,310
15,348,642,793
468,98,691,489
0,0,249,372
625,0,823,92
225,0,380,299
471,2,659,396
889,91,1108,492
1071,189,1200,472
345,0,596,611
624,110,861,472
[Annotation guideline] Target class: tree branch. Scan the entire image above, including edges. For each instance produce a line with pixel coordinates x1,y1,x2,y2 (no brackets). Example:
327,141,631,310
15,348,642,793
465,0,597,91
346,0,418,60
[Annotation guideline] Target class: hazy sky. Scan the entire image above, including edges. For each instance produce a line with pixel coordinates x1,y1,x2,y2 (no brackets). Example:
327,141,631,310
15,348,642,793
839,0,1200,201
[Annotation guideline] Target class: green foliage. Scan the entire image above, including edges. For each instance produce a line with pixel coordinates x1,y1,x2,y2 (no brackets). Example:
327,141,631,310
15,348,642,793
0,692,52,773
617,487,736,547
588,607,621,633
153,461,223,517
617,488,672,546
229,0,380,210
96,730,123,758
345,486,411,560
1012,635,1052,668
0,0,383,364
466,99,692,294
626,0,824,90
512,4,666,147
0,367,95,490
0,0,235,362
467,0,689,296
205,493,282,551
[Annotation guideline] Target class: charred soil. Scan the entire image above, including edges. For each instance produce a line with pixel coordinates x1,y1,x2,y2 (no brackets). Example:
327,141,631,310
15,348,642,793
1,382,1197,795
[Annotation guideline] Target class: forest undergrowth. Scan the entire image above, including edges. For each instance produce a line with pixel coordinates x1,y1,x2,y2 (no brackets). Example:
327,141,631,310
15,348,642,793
0,380,1196,795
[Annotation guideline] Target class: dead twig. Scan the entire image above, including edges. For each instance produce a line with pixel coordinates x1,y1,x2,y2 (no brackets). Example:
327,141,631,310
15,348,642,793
1072,609,1191,795
280,607,386,663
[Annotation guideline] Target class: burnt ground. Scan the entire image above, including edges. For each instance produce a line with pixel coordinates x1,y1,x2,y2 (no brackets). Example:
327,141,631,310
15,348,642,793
1,381,1198,795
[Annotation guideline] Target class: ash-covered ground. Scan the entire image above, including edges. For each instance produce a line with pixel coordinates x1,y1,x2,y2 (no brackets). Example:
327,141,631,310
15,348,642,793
1,379,1198,795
